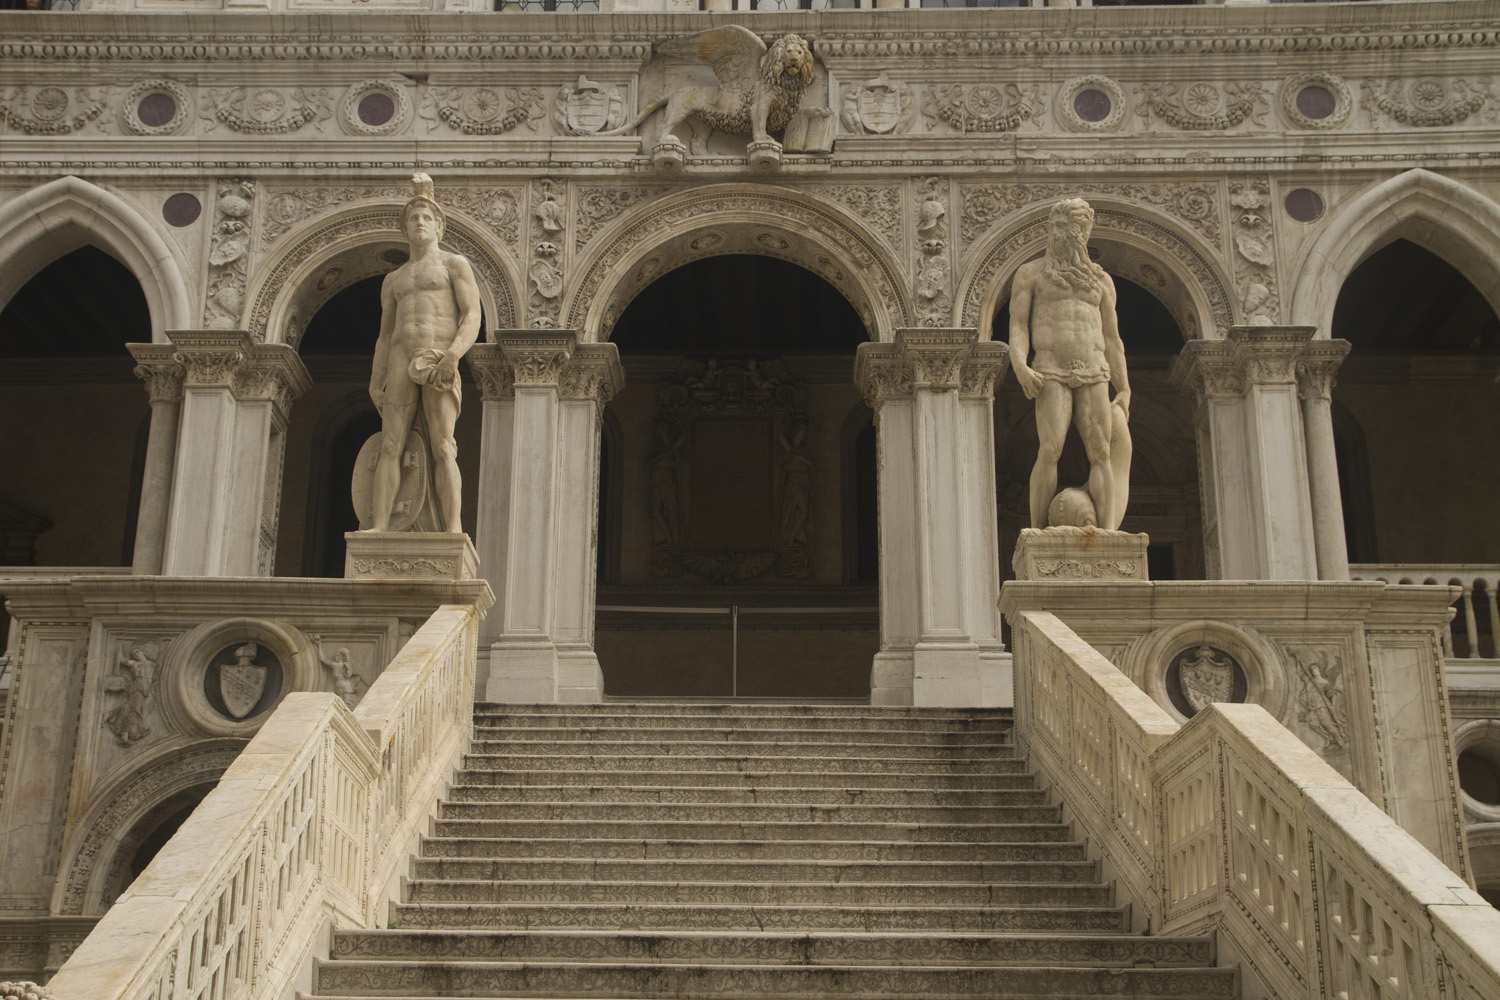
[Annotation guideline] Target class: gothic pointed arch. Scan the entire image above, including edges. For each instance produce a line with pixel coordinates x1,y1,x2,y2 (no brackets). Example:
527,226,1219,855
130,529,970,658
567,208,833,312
244,202,520,347
1289,168,1500,336
0,176,192,342
564,184,911,343
956,198,1234,341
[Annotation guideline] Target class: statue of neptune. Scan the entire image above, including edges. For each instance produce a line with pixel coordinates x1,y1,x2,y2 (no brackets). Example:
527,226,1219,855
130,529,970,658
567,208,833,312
1008,198,1134,531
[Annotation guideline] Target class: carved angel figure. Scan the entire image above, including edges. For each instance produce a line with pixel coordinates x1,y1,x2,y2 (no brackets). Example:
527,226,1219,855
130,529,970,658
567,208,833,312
1290,648,1350,751
309,634,366,711
600,25,815,157
104,640,161,746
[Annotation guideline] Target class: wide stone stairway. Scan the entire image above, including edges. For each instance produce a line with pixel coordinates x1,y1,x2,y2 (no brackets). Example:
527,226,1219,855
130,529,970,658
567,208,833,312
310,703,1238,999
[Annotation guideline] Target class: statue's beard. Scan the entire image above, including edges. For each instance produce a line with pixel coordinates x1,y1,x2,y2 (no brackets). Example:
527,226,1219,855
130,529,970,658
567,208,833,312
1044,229,1103,292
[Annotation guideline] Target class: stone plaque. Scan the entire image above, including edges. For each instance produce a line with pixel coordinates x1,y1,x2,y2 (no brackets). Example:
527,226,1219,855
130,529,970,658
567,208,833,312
688,419,773,551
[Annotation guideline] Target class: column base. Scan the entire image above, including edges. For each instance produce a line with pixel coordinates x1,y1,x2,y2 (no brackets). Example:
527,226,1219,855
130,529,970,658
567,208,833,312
344,531,478,581
485,640,560,703
913,641,1001,708
870,651,914,706
558,647,605,704
1012,527,1150,582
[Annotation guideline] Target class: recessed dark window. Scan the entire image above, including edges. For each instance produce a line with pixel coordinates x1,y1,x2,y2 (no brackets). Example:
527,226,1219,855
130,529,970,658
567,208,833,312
1073,89,1112,123
1295,85,1336,120
136,92,177,128
357,92,396,127
1284,188,1325,223
162,193,202,228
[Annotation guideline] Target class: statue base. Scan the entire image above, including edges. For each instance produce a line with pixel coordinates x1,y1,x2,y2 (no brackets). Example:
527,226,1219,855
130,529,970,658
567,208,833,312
747,139,783,172
651,140,687,172
344,531,478,581
1012,526,1150,582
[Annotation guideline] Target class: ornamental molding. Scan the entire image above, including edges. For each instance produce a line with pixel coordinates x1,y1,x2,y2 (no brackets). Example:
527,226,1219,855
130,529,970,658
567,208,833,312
1361,76,1495,129
0,85,111,135
420,85,544,135
121,78,191,136
339,79,411,137
1056,75,1126,134
261,185,522,249
1279,72,1353,130
1136,81,1268,132
201,86,333,135
958,181,1220,250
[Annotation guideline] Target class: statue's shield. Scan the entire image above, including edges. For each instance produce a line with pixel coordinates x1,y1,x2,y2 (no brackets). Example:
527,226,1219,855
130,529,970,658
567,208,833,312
1179,651,1235,715
858,86,901,134
350,427,429,532
220,660,267,719
565,87,609,134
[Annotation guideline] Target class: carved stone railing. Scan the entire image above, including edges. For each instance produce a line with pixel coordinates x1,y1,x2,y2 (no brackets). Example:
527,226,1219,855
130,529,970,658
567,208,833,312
1012,609,1500,1000
1350,564,1499,660
41,603,480,1000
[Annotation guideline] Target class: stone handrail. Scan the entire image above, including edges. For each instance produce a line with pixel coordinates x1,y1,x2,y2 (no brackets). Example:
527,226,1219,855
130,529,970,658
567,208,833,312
42,603,481,1000
1012,610,1500,1000
1350,563,1498,659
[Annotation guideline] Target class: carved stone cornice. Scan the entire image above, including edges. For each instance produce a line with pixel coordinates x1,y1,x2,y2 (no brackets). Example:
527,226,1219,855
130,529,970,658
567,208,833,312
959,341,1010,400
1295,339,1352,403
1171,326,1334,406
465,344,515,401
167,329,252,389
559,342,624,409
128,343,186,405
898,328,977,390
498,329,577,388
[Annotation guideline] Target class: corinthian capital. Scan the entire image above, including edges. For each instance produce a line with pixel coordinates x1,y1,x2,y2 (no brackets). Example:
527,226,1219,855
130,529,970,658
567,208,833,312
128,343,186,404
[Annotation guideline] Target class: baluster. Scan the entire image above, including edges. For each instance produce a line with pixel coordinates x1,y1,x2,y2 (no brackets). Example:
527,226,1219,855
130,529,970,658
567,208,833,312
1462,585,1481,659
1441,612,1455,659
1484,580,1499,659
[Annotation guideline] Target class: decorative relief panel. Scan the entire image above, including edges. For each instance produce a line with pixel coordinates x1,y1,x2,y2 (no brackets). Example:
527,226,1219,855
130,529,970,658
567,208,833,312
841,72,914,135
1135,81,1267,131
1229,178,1279,326
1285,646,1352,757
959,181,1220,249
202,179,255,330
914,176,952,328
1361,76,1495,128
921,82,1044,134
339,80,411,137
0,85,112,135
1278,72,1352,130
528,180,567,328
420,85,544,135
102,639,165,748
1055,76,1126,133
551,75,625,136
201,87,333,135
809,184,902,254
574,186,661,252
261,184,521,248
121,78,191,136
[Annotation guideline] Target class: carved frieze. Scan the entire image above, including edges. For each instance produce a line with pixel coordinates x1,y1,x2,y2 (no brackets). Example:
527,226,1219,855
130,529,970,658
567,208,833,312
810,185,902,253
203,179,254,330
914,176,952,328
261,185,521,248
1135,81,1267,131
0,85,111,135
1361,76,1494,128
551,75,625,136
921,82,1043,134
574,186,660,252
1229,178,1279,326
959,182,1220,248
422,85,544,135
202,87,332,135
841,72,914,135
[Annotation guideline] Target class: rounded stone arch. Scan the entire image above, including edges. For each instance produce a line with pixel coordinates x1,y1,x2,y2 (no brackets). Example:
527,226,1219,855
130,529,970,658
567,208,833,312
244,203,520,347
54,739,246,915
0,176,192,342
957,200,1234,342
564,184,911,343
1289,168,1500,336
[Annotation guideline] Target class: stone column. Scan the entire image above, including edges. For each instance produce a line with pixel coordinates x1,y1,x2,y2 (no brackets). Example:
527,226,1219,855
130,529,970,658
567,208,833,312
855,329,1009,707
127,345,185,575
1295,340,1353,581
1171,326,1319,580
159,331,309,577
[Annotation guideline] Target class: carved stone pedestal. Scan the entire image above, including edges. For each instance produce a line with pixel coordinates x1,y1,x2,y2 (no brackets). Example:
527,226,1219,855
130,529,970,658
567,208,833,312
344,531,479,581
747,139,783,172
1012,527,1150,582
651,140,687,171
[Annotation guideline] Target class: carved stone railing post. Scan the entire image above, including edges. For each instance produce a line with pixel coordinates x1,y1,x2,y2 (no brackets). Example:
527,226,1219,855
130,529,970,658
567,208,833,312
471,331,603,703
127,344,186,575
1296,339,1352,580
855,329,1009,707
1171,326,1323,580
159,331,309,577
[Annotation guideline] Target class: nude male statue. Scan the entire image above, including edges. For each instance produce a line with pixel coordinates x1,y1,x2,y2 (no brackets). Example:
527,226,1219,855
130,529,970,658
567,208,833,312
1009,198,1133,531
367,174,482,533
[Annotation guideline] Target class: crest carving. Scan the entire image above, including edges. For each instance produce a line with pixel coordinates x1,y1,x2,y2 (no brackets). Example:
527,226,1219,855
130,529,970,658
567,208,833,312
552,75,625,135
1172,645,1239,715
841,72,913,135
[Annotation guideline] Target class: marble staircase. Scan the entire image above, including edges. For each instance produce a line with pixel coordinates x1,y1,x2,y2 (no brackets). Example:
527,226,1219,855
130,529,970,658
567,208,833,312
308,703,1238,1000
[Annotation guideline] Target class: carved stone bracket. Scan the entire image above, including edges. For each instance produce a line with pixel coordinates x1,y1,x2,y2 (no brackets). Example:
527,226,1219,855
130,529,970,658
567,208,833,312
1170,326,1346,405
959,341,1011,400
854,343,914,407
128,344,187,404
232,343,312,426
856,330,999,404
168,330,251,388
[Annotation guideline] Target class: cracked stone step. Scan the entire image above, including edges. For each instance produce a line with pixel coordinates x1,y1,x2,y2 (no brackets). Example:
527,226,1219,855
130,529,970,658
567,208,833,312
385,902,1133,934
437,800,1054,823
471,726,1013,745
465,739,1015,759
460,754,1024,774
329,929,1215,967
408,854,1094,882
452,767,1034,788
401,872,1103,904
314,959,1236,998
417,834,1072,862
444,783,1048,806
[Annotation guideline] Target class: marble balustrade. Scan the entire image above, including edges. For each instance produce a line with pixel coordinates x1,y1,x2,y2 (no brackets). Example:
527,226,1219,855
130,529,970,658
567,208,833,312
1012,609,1500,1000
40,603,481,1000
1351,564,1500,661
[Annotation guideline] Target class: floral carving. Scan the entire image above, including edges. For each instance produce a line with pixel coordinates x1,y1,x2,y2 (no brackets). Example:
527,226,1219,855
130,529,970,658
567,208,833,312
810,185,901,252
1230,179,1279,326
959,182,1219,248
203,180,255,330
0,86,111,135
261,185,521,248
921,82,1043,133
574,187,659,252
841,72,914,135
1136,81,1267,131
914,177,951,328
1361,77,1493,128
422,86,543,135
202,87,332,135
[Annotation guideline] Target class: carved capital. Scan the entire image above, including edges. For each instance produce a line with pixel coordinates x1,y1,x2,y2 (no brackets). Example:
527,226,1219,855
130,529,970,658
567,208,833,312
1295,340,1352,403
897,328,978,390
1172,327,1332,406
1229,325,1315,386
233,343,312,422
128,343,186,404
1169,339,1245,405
466,344,515,401
959,341,1011,400
167,329,252,388
498,329,576,387
560,342,624,407
854,342,913,408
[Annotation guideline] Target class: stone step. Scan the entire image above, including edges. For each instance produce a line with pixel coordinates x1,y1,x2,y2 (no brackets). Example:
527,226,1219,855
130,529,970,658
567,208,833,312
329,929,1214,968
430,816,1063,843
444,783,1048,806
402,872,1102,905
471,725,1011,745
405,878,1111,907
437,800,1053,823
466,739,1015,759
410,853,1093,883
418,834,1072,862
475,704,1013,720
385,902,1133,934
453,767,1033,788
474,716,1012,736
314,960,1235,998
460,754,1024,775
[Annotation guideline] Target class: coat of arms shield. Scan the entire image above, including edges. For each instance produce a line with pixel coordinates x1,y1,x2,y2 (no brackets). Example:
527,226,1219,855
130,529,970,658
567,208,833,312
1176,645,1236,715
220,641,268,720
857,85,902,134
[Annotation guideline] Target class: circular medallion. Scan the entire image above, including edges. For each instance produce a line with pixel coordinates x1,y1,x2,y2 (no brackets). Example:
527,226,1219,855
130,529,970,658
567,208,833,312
1183,83,1222,118
204,640,283,722
249,88,286,123
965,85,1005,119
1409,77,1449,112
1058,76,1126,132
1166,645,1247,718
358,92,395,127
1280,73,1351,130
122,79,192,135
31,86,69,121
1284,188,1325,223
462,88,503,123
162,193,202,228
342,81,411,137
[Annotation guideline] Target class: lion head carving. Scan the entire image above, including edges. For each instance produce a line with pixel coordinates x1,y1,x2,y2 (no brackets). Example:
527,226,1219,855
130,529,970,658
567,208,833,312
764,34,815,95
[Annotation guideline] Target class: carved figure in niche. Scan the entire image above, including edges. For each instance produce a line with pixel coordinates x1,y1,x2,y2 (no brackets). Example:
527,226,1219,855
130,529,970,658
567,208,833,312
599,26,815,162
309,634,365,711
1009,199,1134,531
364,173,482,534
1290,648,1351,751
648,417,686,545
103,640,161,746
778,416,812,548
